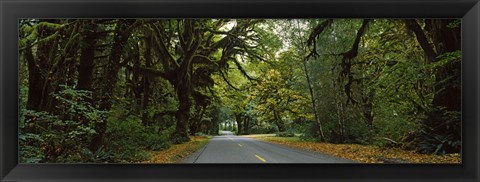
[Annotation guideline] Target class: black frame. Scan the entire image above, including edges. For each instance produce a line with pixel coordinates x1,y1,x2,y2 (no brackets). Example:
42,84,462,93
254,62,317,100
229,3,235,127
1,0,479,181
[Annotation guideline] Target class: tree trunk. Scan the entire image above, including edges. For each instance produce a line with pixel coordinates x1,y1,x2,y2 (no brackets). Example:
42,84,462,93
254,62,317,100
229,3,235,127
27,20,57,111
142,36,153,126
173,84,191,143
77,26,97,91
405,19,461,153
333,79,346,143
302,60,326,141
335,102,343,142
427,20,461,153
168,20,203,143
90,19,136,152
25,46,45,111
404,20,437,63
243,117,250,135
189,105,206,135
235,113,243,135
273,110,286,132
362,90,375,127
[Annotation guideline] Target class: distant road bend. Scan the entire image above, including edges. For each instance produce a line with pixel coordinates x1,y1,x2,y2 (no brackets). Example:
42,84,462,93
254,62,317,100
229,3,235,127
183,131,354,163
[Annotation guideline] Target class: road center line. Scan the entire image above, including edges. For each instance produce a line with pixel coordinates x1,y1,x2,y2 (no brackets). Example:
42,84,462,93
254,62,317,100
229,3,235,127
255,155,267,162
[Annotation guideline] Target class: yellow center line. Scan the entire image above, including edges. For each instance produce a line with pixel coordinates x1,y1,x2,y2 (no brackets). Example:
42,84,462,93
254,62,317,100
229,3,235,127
255,155,267,163
238,144,243,147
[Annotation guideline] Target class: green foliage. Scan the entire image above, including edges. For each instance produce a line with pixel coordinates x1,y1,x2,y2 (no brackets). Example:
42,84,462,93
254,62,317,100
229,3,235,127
276,132,295,137
416,131,461,154
20,86,105,163
249,124,277,134
297,18,460,155
446,20,461,28
194,132,209,137
250,69,309,132
171,134,191,144
301,122,324,142
104,112,173,162
414,108,461,154
19,132,44,163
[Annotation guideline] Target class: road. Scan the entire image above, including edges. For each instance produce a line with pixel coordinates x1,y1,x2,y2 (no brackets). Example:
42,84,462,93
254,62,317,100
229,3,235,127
182,131,355,163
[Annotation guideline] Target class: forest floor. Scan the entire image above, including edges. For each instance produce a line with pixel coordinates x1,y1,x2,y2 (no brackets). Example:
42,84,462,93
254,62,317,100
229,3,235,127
142,136,211,163
249,135,461,163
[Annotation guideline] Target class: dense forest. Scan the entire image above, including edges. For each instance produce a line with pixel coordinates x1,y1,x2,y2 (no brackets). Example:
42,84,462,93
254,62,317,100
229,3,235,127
19,19,461,163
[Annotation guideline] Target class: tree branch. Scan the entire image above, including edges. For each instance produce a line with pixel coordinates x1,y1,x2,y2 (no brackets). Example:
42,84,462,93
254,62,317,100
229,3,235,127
307,19,334,58
233,58,258,82
339,19,371,105
219,70,240,90
151,24,180,69
404,19,437,63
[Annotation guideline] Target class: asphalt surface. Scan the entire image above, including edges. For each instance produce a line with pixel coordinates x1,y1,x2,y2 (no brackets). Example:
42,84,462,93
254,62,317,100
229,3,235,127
182,131,355,163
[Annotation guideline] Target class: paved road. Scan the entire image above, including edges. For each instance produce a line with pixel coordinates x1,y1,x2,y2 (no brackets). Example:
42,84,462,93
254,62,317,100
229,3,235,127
183,131,355,163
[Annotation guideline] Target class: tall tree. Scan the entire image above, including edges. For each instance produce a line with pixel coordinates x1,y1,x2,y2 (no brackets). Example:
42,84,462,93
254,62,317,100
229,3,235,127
405,19,461,153
141,19,263,143
90,19,138,151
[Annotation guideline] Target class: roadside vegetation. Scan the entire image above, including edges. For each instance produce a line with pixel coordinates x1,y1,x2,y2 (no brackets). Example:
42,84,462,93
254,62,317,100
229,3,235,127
143,136,211,163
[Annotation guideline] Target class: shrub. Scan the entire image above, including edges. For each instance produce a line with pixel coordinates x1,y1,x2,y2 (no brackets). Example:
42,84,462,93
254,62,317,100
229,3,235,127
19,86,106,163
249,124,277,134
276,132,295,137
19,132,44,163
141,127,172,151
195,132,208,137
416,132,461,154
104,115,172,162
299,122,322,142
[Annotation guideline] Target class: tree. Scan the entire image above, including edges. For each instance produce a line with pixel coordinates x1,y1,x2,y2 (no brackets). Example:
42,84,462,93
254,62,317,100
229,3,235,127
251,68,309,132
138,19,264,143
404,19,461,153
91,19,138,151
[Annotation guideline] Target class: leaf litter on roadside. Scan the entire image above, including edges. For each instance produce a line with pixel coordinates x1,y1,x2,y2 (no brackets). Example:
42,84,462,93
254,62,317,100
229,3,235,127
142,136,210,163
257,136,460,163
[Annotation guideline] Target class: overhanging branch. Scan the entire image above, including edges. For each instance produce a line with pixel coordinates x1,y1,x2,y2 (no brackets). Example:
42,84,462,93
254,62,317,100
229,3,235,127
339,19,371,105
307,19,334,58
219,70,240,91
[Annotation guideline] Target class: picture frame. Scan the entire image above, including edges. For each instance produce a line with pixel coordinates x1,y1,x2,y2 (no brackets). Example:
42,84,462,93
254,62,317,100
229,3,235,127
1,0,479,181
